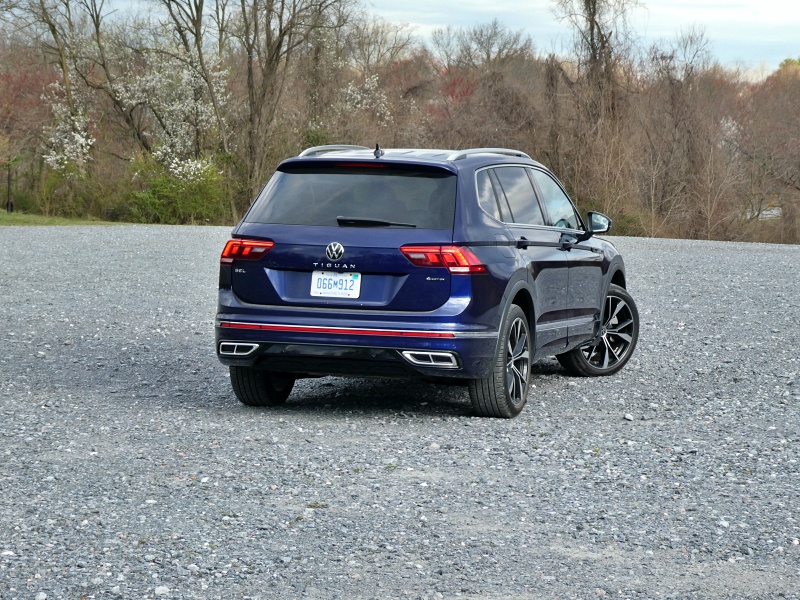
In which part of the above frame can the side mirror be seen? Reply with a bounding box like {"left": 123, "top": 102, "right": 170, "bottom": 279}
{"left": 587, "top": 211, "right": 612, "bottom": 234}
{"left": 577, "top": 211, "right": 612, "bottom": 241}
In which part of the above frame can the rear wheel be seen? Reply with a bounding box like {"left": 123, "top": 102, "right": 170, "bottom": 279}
{"left": 229, "top": 366, "right": 295, "bottom": 406}
{"left": 557, "top": 284, "right": 639, "bottom": 377}
{"left": 469, "top": 304, "right": 532, "bottom": 418}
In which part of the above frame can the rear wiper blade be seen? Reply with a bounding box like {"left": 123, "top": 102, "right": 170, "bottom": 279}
{"left": 336, "top": 216, "right": 416, "bottom": 228}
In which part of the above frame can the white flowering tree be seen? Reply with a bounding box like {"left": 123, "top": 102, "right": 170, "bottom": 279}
{"left": 111, "top": 46, "right": 228, "bottom": 174}
{"left": 71, "top": 0, "right": 231, "bottom": 221}
{"left": 106, "top": 45, "right": 230, "bottom": 223}
{"left": 3, "top": 0, "right": 94, "bottom": 175}
{"left": 42, "top": 82, "right": 95, "bottom": 175}
{"left": 337, "top": 74, "right": 393, "bottom": 127}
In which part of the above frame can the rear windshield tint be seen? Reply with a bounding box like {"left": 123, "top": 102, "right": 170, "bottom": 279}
{"left": 245, "top": 164, "right": 457, "bottom": 229}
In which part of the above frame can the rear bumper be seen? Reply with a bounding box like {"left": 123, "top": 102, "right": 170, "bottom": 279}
{"left": 215, "top": 292, "right": 498, "bottom": 379}
{"left": 216, "top": 341, "right": 487, "bottom": 379}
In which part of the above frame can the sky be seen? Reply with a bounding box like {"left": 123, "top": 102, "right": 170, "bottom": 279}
{"left": 369, "top": 0, "right": 800, "bottom": 73}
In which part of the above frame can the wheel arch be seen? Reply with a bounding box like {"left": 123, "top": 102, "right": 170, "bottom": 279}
{"left": 510, "top": 287, "right": 534, "bottom": 330}
{"left": 497, "top": 275, "right": 536, "bottom": 340}
{"left": 610, "top": 268, "right": 626, "bottom": 289}
{"left": 607, "top": 255, "right": 627, "bottom": 290}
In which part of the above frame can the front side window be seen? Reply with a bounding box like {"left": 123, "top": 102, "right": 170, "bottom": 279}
{"left": 246, "top": 164, "right": 457, "bottom": 229}
{"left": 530, "top": 169, "right": 580, "bottom": 229}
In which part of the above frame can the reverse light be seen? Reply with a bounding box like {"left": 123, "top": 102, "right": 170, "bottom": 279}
{"left": 220, "top": 239, "right": 274, "bottom": 264}
{"left": 400, "top": 245, "right": 487, "bottom": 274}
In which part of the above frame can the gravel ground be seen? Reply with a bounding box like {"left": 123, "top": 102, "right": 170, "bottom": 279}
{"left": 1, "top": 225, "right": 799, "bottom": 600}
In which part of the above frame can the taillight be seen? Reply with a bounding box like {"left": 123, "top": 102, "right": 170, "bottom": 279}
{"left": 400, "top": 245, "right": 487, "bottom": 274}
{"left": 220, "top": 239, "right": 274, "bottom": 264}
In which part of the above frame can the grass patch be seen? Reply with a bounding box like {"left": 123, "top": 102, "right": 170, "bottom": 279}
{"left": 0, "top": 211, "right": 118, "bottom": 226}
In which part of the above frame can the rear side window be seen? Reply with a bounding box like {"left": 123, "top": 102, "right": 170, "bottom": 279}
{"left": 246, "top": 164, "right": 457, "bottom": 229}
{"left": 493, "top": 167, "right": 545, "bottom": 226}
{"left": 476, "top": 170, "right": 501, "bottom": 221}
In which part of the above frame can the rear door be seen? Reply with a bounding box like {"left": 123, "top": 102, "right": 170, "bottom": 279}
{"left": 482, "top": 166, "right": 570, "bottom": 352}
{"left": 231, "top": 162, "right": 458, "bottom": 312}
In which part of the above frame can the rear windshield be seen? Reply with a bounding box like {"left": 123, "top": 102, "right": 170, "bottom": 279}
{"left": 245, "top": 164, "right": 457, "bottom": 229}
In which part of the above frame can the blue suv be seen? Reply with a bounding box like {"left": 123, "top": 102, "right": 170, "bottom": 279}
{"left": 216, "top": 145, "right": 639, "bottom": 417}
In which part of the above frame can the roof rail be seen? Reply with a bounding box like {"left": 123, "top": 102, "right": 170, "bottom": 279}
{"left": 446, "top": 148, "right": 531, "bottom": 161}
{"left": 298, "top": 145, "right": 370, "bottom": 157}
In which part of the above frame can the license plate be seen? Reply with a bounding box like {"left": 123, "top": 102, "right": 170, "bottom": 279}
{"left": 310, "top": 271, "right": 361, "bottom": 298}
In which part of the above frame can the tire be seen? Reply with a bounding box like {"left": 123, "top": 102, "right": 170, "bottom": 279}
{"left": 229, "top": 366, "right": 295, "bottom": 407}
{"left": 469, "top": 304, "right": 532, "bottom": 418}
{"left": 557, "top": 284, "right": 639, "bottom": 377}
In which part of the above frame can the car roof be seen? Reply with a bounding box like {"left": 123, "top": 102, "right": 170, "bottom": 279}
{"left": 281, "top": 145, "right": 547, "bottom": 172}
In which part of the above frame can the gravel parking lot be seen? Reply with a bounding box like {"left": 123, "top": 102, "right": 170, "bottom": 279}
{"left": 1, "top": 225, "right": 799, "bottom": 599}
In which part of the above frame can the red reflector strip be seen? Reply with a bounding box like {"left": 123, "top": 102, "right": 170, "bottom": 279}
{"left": 219, "top": 322, "right": 456, "bottom": 338}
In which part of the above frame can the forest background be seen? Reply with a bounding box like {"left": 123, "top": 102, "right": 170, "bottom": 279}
{"left": 1, "top": 0, "right": 798, "bottom": 243}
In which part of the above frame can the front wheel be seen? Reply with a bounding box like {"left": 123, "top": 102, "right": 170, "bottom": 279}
{"left": 229, "top": 366, "right": 295, "bottom": 406}
{"left": 557, "top": 284, "right": 639, "bottom": 377}
{"left": 469, "top": 304, "right": 532, "bottom": 418}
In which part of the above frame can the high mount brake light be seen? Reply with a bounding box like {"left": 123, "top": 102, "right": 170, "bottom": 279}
{"left": 334, "top": 163, "right": 387, "bottom": 168}
{"left": 220, "top": 239, "right": 274, "bottom": 264}
{"left": 400, "top": 246, "right": 487, "bottom": 274}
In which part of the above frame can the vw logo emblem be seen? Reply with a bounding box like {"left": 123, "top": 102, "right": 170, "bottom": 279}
{"left": 326, "top": 242, "right": 345, "bottom": 261}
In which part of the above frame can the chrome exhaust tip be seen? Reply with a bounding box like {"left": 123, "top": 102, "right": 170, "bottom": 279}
{"left": 401, "top": 351, "right": 459, "bottom": 369}
{"left": 218, "top": 342, "right": 259, "bottom": 357}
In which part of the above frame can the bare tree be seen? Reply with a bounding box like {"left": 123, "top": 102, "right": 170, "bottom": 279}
{"left": 735, "top": 65, "right": 800, "bottom": 242}
{"left": 463, "top": 19, "right": 533, "bottom": 70}
{"left": 430, "top": 25, "right": 458, "bottom": 71}
{"left": 553, "top": 0, "right": 640, "bottom": 122}
{"left": 629, "top": 30, "right": 755, "bottom": 241}
{"left": 430, "top": 19, "right": 533, "bottom": 72}
{"left": 348, "top": 17, "right": 414, "bottom": 76}
{"left": 8, "top": 0, "right": 79, "bottom": 117}
{"left": 300, "top": 2, "right": 356, "bottom": 127}
{"left": 230, "top": 0, "right": 352, "bottom": 192}
{"left": 0, "top": 31, "right": 52, "bottom": 212}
